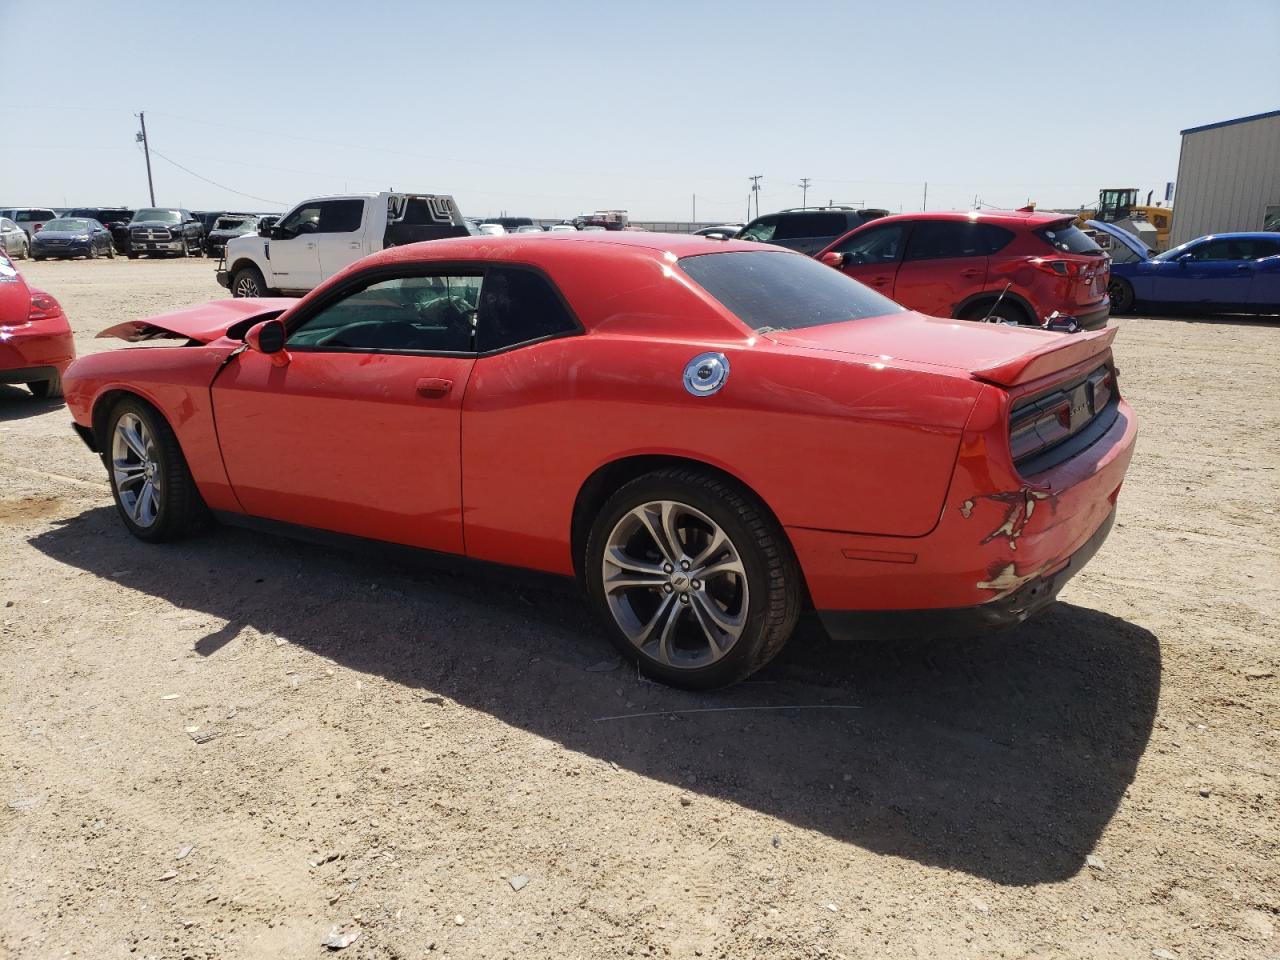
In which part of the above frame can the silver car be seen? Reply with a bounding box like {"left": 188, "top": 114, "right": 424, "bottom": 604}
{"left": 0, "top": 217, "right": 30, "bottom": 258}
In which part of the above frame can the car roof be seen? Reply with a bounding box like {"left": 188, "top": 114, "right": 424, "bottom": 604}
{"left": 865, "top": 209, "right": 1071, "bottom": 227}
{"left": 358, "top": 231, "right": 774, "bottom": 269}
{"left": 1184, "top": 231, "right": 1280, "bottom": 242}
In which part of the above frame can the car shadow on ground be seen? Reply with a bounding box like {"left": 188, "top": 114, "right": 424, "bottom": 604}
{"left": 31, "top": 507, "right": 1160, "bottom": 887}
{"left": 0, "top": 384, "right": 63, "bottom": 420}
{"left": 1128, "top": 312, "right": 1278, "bottom": 326}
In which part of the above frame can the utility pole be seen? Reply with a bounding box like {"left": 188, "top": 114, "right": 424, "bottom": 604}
{"left": 748, "top": 175, "right": 763, "bottom": 219}
{"left": 135, "top": 111, "right": 156, "bottom": 206}
{"left": 922, "top": 181, "right": 927, "bottom": 212}
{"left": 692, "top": 193, "right": 696, "bottom": 223}
{"left": 798, "top": 177, "right": 811, "bottom": 207}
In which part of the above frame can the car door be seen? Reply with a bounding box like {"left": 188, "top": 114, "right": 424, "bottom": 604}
{"left": 211, "top": 268, "right": 481, "bottom": 553}
{"left": 1154, "top": 238, "right": 1256, "bottom": 306}
{"left": 0, "top": 218, "right": 21, "bottom": 255}
{"left": 827, "top": 223, "right": 906, "bottom": 296}
{"left": 314, "top": 199, "right": 369, "bottom": 280}
{"left": 1243, "top": 239, "right": 1280, "bottom": 309}
{"left": 266, "top": 201, "right": 325, "bottom": 289}
{"left": 893, "top": 221, "right": 991, "bottom": 316}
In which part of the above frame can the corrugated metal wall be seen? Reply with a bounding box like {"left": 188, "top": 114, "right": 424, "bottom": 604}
{"left": 1170, "top": 113, "right": 1280, "bottom": 246}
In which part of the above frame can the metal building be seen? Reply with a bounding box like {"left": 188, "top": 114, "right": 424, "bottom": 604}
{"left": 1169, "top": 109, "right": 1280, "bottom": 246}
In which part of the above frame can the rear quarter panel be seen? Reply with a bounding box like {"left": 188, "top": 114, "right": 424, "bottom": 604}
{"left": 461, "top": 333, "right": 983, "bottom": 576}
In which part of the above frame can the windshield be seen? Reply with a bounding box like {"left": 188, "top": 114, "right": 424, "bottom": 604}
{"left": 44, "top": 219, "right": 91, "bottom": 232}
{"left": 133, "top": 208, "right": 182, "bottom": 223}
{"left": 214, "top": 217, "right": 255, "bottom": 232}
{"left": 679, "top": 250, "right": 905, "bottom": 333}
{"left": 1152, "top": 241, "right": 1200, "bottom": 263}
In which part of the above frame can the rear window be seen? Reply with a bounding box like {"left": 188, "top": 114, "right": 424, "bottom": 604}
{"left": 16, "top": 210, "right": 55, "bottom": 222}
{"left": 679, "top": 250, "right": 905, "bottom": 333}
{"left": 1037, "top": 222, "right": 1103, "bottom": 255}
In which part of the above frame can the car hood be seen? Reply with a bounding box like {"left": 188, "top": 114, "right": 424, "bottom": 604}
{"left": 34, "top": 230, "right": 89, "bottom": 240}
{"left": 97, "top": 297, "right": 295, "bottom": 343}
{"left": 1087, "top": 219, "right": 1152, "bottom": 261}
{"left": 128, "top": 219, "right": 184, "bottom": 229}
{"left": 765, "top": 311, "right": 1118, "bottom": 387}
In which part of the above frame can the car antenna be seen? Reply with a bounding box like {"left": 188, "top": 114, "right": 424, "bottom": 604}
{"left": 981, "top": 283, "right": 1013, "bottom": 323}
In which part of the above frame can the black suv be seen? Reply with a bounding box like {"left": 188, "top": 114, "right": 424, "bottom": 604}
{"left": 737, "top": 206, "right": 890, "bottom": 255}
{"left": 126, "top": 208, "right": 205, "bottom": 258}
{"left": 64, "top": 207, "right": 136, "bottom": 254}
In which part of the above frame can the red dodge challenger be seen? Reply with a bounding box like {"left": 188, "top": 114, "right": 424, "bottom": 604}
{"left": 63, "top": 233, "right": 1136, "bottom": 688}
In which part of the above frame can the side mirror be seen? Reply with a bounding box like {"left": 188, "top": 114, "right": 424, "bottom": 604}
{"left": 1177, "top": 253, "right": 1194, "bottom": 264}
{"left": 819, "top": 251, "right": 845, "bottom": 268}
{"left": 245, "top": 318, "right": 288, "bottom": 362}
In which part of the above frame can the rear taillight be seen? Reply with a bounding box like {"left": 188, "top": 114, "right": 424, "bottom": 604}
{"left": 1088, "top": 367, "right": 1115, "bottom": 411}
{"left": 28, "top": 291, "right": 63, "bottom": 321}
{"left": 1031, "top": 258, "right": 1082, "bottom": 277}
{"left": 1009, "top": 396, "right": 1072, "bottom": 461}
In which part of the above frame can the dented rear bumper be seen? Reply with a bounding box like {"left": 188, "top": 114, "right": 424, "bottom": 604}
{"left": 788, "top": 386, "right": 1136, "bottom": 632}
{"left": 816, "top": 508, "right": 1114, "bottom": 641}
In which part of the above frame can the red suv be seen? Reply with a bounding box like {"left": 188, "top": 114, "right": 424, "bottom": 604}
{"left": 815, "top": 210, "right": 1110, "bottom": 329}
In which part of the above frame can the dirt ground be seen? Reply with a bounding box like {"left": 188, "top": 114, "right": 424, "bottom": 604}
{"left": 1, "top": 257, "right": 1277, "bottom": 960}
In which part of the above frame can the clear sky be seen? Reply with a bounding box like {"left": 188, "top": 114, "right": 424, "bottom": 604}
{"left": 2, "top": 0, "right": 1277, "bottom": 222}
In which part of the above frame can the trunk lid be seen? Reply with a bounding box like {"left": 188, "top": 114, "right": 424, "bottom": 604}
{"left": 765, "top": 311, "right": 1117, "bottom": 387}
{"left": 97, "top": 297, "right": 295, "bottom": 343}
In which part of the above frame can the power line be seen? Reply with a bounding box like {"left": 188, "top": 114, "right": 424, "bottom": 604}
{"left": 144, "top": 146, "right": 286, "bottom": 206}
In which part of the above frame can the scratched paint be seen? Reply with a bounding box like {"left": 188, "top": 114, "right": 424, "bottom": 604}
{"left": 959, "top": 487, "right": 1054, "bottom": 551}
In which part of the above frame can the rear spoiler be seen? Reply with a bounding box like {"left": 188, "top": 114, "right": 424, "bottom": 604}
{"left": 971, "top": 326, "right": 1117, "bottom": 387}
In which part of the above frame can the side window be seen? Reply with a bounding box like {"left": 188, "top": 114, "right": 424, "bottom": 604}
{"left": 1240, "top": 239, "right": 1280, "bottom": 260}
{"left": 904, "top": 221, "right": 992, "bottom": 261}
{"left": 739, "top": 216, "right": 778, "bottom": 242}
{"left": 317, "top": 199, "right": 365, "bottom": 233}
{"left": 0, "top": 218, "right": 15, "bottom": 231}
{"left": 288, "top": 274, "right": 482, "bottom": 353}
{"left": 1185, "top": 240, "right": 1239, "bottom": 261}
{"left": 475, "top": 267, "right": 578, "bottom": 353}
{"left": 977, "top": 224, "right": 1015, "bottom": 254}
{"left": 278, "top": 204, "right": 322, "bottom": 236}
{"left": 775, "top": 213, "right": 845, "bottom": 240}
{"left": 833, "top": 224, "right": 905, "bottom": 263}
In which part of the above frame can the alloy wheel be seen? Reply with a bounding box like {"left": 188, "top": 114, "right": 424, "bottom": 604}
{"left": 601, "top": 500, "right": 749, "bottom": 669}
{"left": 111, "top": 412, "right": 161, "bottom": 527}
{"left": 234, "top": 274, "right": 260, "bottom": 297}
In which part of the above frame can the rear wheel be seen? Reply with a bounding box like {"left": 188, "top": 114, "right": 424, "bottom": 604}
{"left": 584, "top": 468, "right": 802, "bottom": 689}
{"left": 18, "top": 241, "right": 28, "bottom": 260}
{"left": 231, "top": 265, "right": 267, "bottom": 298}
{"left": 1109, "top": 277, "right": 1135, "bottom": 314}
{"left": 104, "top": 397, "right": 207, "bottom": 542}
{"left": 29, "top": 374, "right": 62, "bottom": 399}
{"left": 959, "top": 300, "right": 1029, "bottom": 325}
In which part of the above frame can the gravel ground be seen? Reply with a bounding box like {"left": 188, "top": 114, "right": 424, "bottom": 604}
{"left": 1, "top": 257, "right": 1277, "bottom": 960}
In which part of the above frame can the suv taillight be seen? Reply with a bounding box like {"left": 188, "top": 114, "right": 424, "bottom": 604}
{"left": 1030, "top": 258, "right": 1083, "bottom": 277}
{"left": 28, "top": 291, "right": 62, "bottom": 321}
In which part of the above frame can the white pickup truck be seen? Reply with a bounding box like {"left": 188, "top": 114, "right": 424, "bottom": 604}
{"left": 216, "top": 192, "right": 470, "bottom": 297}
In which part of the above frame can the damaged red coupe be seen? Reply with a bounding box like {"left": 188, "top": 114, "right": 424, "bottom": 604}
{"left": 62, "top": 233, "right": 1136, "bottom": 688}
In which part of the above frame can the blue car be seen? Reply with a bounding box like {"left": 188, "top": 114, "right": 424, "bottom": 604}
{"left": 30, "top": 217, "right": 116, "bottom": 261}
{"left": 1091, "top": 221, "right": 1280, "bottom": 316}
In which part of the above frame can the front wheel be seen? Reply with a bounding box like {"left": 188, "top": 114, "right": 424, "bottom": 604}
{"left": 106, "top": 243, "right": 116, "bottom": 259}
{"left": 18, "top": 241, "right": 29, "bottom": 260}
{"left": 231, "top": 265, "right": 267, "bottom": 298}
{"left": 584, "top": 468, "right": 802, "bottom": 689}
{"left": 104, "top": 397, "right": 208, "bottom": 542}
{"left": 1109, "top": 277, "right": 1135, "bottom": 314}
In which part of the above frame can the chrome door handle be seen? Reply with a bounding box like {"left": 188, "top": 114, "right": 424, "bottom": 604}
{"left": 348, "top": 242, "right": 361, "bottom": 250}
{"left": 416, "top": 377, "right": 452, "bottom": 398}
{"left": 306, "top": 241, "right": 316, "bottom": 249}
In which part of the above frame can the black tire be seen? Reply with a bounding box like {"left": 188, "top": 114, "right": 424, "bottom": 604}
{"left": 127, "top": 252, "right": 140, "bottom": 259}
{"left": 584, "top": 467, "right": 803, "bottom": 689}
{"left": 88, "top": 245, "right": 99, "bottom": 260}
{"left": 28, "top": 374, "right": 62, "bottom": 399}
{"left": 103, "top": 396, "right": 208, "bottom": 543}
{"left": 959, "top": 300, "right": 1029, "bottom": 325}
{"left": 107, "top": 243, "right": 116, "bottom": 259}
{"left": 231, "top": 265, "right": 267, "bottom": 298}
{"left": 1109, "top": 277, "right": 1135, "bottom": 315}
{"left": 32, "top": 255, "right": 46, "bottom": 262}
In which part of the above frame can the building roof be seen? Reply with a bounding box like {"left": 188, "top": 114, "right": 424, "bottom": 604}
{"left": 1180, "top": 109, "right": 1280, "bottom": 136}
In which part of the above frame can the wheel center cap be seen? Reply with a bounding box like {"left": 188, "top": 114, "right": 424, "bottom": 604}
{"left": 670, "top": 573, "right": 689, "bottom": 592}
